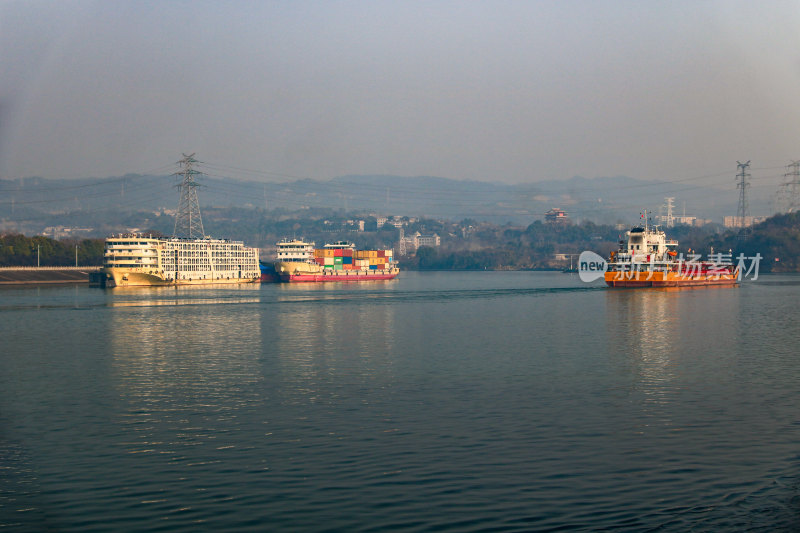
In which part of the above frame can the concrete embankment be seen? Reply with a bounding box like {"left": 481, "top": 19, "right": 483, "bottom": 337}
{"left": 0, "top": 267, "right": 102, "bottom": 285}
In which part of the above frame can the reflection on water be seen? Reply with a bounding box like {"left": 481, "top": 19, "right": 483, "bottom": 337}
{"left": 108, "top": 286, "right": 264, "bottom": 460}
{"left": 107, "top": 284, "right": 262, "bottom": 307}
{"left": 605, "top": 287, "right": 743, "bottom": 415}
{"left": 270, "top": 287, "right": 396, "bottom": 405}
{"left": 606, "top": 290, "right": 679, "bottom": 410}
{"left": 2, "top": 275, "right": 799, "bottom": 531}
{"left": 110, "top": 287, "right": 263, "bottom": 379}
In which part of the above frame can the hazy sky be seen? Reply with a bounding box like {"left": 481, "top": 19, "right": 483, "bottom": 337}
{"left": 2, "top": 0, "right": 800, "bottom": 185}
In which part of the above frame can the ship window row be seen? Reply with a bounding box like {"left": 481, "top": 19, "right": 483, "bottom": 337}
{"left": 106, "top": 240, "right": 249, "bottom": 251}
{"left": 159, "top": 251, "right": 253, "bottom": 258}
{"left": 165, "top": 262, "right": 253, "bottom": 268}
{"left": 159, "top": 260, "right": 256, "bottom": 266}
{"left": 168, "top": 265, "right": 255, "bottom": 272}
{"left": 167, "top": 255, "right": 255, "bottom": 260}
{"left": 210, "top": 252, "right": 252, "bottom": 258}
{"left": 160, "top": 259, "right": 256, "bottom": 264}
{"left": 167, "top": 243, "right": 244, "bottom": 250}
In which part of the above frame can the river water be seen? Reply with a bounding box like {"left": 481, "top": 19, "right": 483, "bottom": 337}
{"left": 1, "top": 272, "right": 799, "bottom": 531}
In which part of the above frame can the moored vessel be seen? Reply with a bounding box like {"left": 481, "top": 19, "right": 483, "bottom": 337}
{"left": 274, "top": 239, "right": 399, "bottom": 282}
{"left": 102, "top": 235, "right": 260, "bottom": 287}
{"left": 259, "top": 261, "right": 280, "bottom": 283}
{"left": 605, "top": 221, "right": 738, "bottom": 288}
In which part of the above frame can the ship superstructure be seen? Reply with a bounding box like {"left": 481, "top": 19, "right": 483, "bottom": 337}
{"left": 276, "top": 239, "right": 316, "bottom": 263}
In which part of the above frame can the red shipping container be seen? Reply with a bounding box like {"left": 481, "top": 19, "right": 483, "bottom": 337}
{"left": 342, "top": 249, "right": 353, "bottom": 257}
{"left": 316, "top": 257, "right": 325, "bottom": 265}
{"left": 377, "top": 250, "right": 385, "bottom": 258}
{"left": 334, "top": 249, "right": 343, "bottom": 257}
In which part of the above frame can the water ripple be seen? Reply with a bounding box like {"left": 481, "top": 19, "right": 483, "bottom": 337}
{"left": 2, "top": 275, "right": 800, "bottom": 530}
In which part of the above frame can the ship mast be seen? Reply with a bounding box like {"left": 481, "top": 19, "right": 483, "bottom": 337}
{"left": 172, "top": 153, "right": 205, "bottom": 239}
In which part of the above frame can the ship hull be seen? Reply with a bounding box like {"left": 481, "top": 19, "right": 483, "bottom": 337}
{"left": 281, "top": 270, "right": 399, "bottom": 282}
{"left": 274, "top": 260, "right": 398, "bottom": 282}
{"left": 605, "top": 271, "right": 738, "bottom": 288}
{"left": 104, "top": 267, "right": 260, "bottom": 288}
{"left": 259, "top": 262, "right": 280, "bottom": 283}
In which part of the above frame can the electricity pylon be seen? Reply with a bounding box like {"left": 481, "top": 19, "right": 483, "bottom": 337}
{"left": 173, "top": 153, "right": 205, "bottom": 239}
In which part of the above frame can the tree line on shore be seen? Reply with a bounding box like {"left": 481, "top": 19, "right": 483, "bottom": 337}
{"left": 0, "top": 234, "right": 104, "bottom": 267}
{"left": 3, "top": 210, "right": 800, "bottom": 272}
{"left": 405, "top": 214, "right": 800, "bottom": 272}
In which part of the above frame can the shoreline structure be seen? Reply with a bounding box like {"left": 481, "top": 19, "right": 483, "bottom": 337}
{"left": 0, "top": 266, "right": 102, "bottom": 285}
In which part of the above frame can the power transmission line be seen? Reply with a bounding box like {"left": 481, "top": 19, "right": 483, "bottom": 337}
{"left": 777, "top": 160, "right": 800, "bottom": 213}
{"left": 736, "top": 160, "right": 751, "bottom": 240}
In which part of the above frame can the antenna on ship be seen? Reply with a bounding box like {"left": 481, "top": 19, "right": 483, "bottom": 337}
{"left": 736, "top": 160, "right": 751, "bottom": 240}
{"left": 172, "top": 153, "right": 206, "bottom": 239}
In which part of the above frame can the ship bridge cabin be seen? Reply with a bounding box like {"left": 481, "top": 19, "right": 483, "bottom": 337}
{"left": 614, "top": 225, "right": 678, "bottom": 264}
{"left": 276, "top": 239, "right": 315, "bottom": 263}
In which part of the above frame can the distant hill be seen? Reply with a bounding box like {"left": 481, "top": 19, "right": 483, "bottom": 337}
{"left": 0, "top": 172, "right": 771, "bottom": 231}
{"left": 704, "top": 212, "right": 800, "bottom": 273}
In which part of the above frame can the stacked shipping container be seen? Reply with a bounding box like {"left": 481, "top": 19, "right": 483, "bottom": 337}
{"left": 312, "top": 247, "right": 394, "bottom": 271}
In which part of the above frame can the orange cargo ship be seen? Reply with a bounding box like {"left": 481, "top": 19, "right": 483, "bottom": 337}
{"left": 605, "top": 222, "right": 738, "bottom": 288}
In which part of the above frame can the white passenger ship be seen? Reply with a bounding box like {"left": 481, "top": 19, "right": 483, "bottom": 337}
{"left": 102, "top": 234, "right": 260, "bottom": 287}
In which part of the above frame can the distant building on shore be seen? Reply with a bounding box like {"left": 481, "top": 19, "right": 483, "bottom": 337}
{"left": 404, "top": 232, "right": 441, "bottom": 253}
{"left": 377, "top": 215, "right": 416, "bottom": 229}
{"left": 415, "top": 233, "right": 440, "bottom": 247}
{"left": 43, "top": 226, "right": 95, "bottom": 239}
{"left": 544, "top": 208, "right": 570, "bottom": 225}
{"left": 672, "top": 215, "right": 696, "bottom": 225}
{"left": 723, "top": 216, "right": 766, "bottom": 228}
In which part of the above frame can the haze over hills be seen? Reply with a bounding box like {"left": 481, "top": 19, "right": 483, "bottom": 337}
{"left": 0, "top": 172, "right": 777, "bottom": 234}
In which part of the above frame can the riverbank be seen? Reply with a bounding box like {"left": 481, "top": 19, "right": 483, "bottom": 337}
{"left": 0, "top": 266, "right": 102, "bottom": 285}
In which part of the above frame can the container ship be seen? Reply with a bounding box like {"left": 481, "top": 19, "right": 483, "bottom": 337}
{"left": 605, "top": 221, "right": 737, "bottom": 288}
{"left": 273, "top": 239, "right": 399, "bottom": 282}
